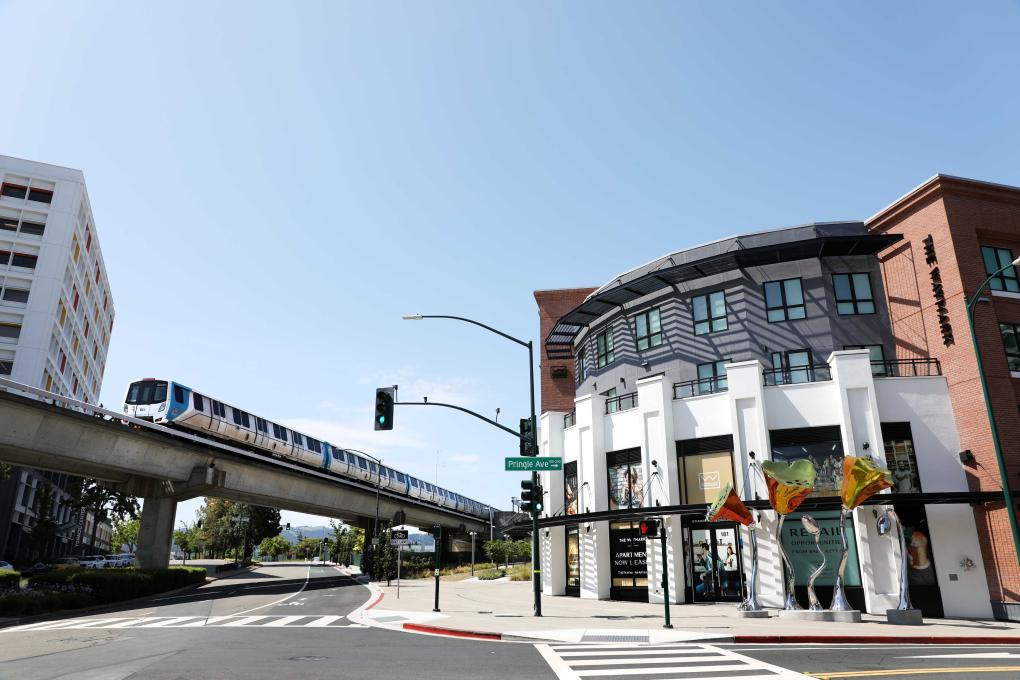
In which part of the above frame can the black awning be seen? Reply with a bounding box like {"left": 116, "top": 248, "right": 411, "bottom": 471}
{"left": 545, "top": 229, "right": 902, "bottom": 359}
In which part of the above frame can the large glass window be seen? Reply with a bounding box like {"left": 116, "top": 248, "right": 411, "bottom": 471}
{"left": 883, "top": 422, "right": 922, "bottom": 494}
{"left": 677, "top": 435, "right": 735, "bottom": 505}
{"left": 844, "top": 344, "right": 886, "bottom": 376}
{"left": 982, "top": 246, "right": 1020, "bottom": 293}
{"left": 833, "top": 273, "right": 876, "bottom": 315}
{"left": 125, "top": 380, "right": 168, "bottom": 405}
{"left": 609, "top": 520, "right": 648, "bottom": 594}
{"left": 566, "top": 526, "right": 580, "bottom": 594}
{"left": 696, "top": 360, "right": 728, "bottom": 395}
{"left": 693, "top": 291, "right": 727, "bottom": 335}
{"left": 766, "top": 349, "right": 812, "bottom": 385}
{"left": 564, "top": 461, "right": 578, "bottom": 516}
{"left": 764, "top": 278, "right": 806, "bottom": 322}
{"left": 596, "top": 328, "right": 614, "bottom": 368}
{"left": 770, "top": 426, "right": 844, "bottom": 497}
{"left": 1001, "top": 323, "right": 1020, "bottom": 372}
{"left": 575, "top": 346, "right": 589, "bottom": 383}
{"left": 607, "top": 449, "right": 644, "bottom": 510}
{"left": 634, "top": 308, "right": 663, "bottom": 350}
{"left": 0, "top": 323, "right": 21, "bottom": 340}
{"left": 0, "top": 359, "right": 12, "bottom": 375}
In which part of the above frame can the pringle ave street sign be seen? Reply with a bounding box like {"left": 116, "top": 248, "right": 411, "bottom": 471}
{"left": 505, "top": 457, "right": 562, "bottom": 471}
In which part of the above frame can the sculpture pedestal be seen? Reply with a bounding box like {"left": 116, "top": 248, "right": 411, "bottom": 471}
{"left": 886, "top": 608, "right": 923, "bottom": 625}
{"left": 737, "top": 610, "right": 770, "bottom": 618}
{"left": 778, "top": 609, "right": 862, "bottom": 623}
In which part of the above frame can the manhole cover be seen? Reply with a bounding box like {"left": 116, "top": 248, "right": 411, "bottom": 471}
{"left": 289, "top": 656, "right": 328, "bottom": 662}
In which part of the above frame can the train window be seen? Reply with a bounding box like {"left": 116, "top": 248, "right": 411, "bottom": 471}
{"left": 241, "top": 412, "right": 250, "bottom": 428}
{"left": 173, "top": 386, "right": 184, "bottom": 403}
{"left": 410, "top": 477, "right": 419, "bottom": 487}
{"left": 331, "top": 449, "right": 342, "bottom": 459}
{"left": 307, "top": 438, "right": 321, "bottom": 453}
{"left": 293, "top": 432, "right": 303, "bottom": 447}
{"left": 256, "top": 417, "right": 267, "bottom": 433}
{"left": 357, "top": 457, "right": 367, "bottom": 469}
{"left": 368, "top": 462, "right": 377, "bottom": 474}
{"left": 231, "top": 409, "right": 241, "bottom": 425}
{"left": 193, "top": 393, "right": 205, "bottom": 411}
{"left": 279, "top": 428, "right": 288, "bottom": 442}
{"left": 396, "top": 472, "right": 405, "bottom": 482}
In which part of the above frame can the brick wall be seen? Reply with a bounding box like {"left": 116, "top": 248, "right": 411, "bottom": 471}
{"left": 869, "top": 175, "right": 1020, "bottom": 602}
{"left": 534, "top": 288, "right": 597, "bottom": 414}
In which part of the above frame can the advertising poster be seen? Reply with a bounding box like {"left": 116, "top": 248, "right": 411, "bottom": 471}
{"left": 608, "top": 463, "right": 644, "bottom": 510}
{"left": 565, "top": 471, "right": 578, "bottom": 515}
{"left": 782, "top": 510, "right": 861, "bottom": 587}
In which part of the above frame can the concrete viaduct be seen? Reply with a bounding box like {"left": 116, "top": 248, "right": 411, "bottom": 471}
{"left": 0, "top": 379, "right": 489, "bottom": 568}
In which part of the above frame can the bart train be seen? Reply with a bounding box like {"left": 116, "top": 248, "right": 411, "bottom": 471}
{"left": 123, "top": 378, "right": 492, "bottom": 520}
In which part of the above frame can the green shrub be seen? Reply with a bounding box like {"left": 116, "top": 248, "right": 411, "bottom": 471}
{"left": 508, "top": 564, "right": 531, "bottom": 582}
{"left": 0, "top": 591, "right": 90, "bottom": 617}
{"left": 23, "top": 567, "right": 206, "bottom": 608}
{"left": 0, "top": 568, "right": 21, "bottom": 590}
{"left": 476, "top": 568, "right": 505, "bottom": 580}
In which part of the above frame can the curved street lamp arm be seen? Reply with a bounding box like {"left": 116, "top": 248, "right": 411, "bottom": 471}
{"left": 406, "top": 315, "right": 529, "bottom": 349}
{"left": 396, "top": 400, "right": 525, "bottom": 440}
{"left": 967, "top": 259, "right": 1020, "bottom": 316}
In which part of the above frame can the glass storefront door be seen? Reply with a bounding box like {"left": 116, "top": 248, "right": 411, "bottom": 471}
{"left": 566, "top": 526, "right": 580, "bottom": 597}
{"left": 688, "top": 521, "right": 743, "bottom": 603}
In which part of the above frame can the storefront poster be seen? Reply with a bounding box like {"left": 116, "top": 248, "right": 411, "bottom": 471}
{"left": 565, "top": 472, "right": 578, "bottom": 515}
{"left": 608, "top": 463, "right": 645, "bottom": 510}
{"left": 782, "top": 510, "right": 861, "bottom": 587}
{"left": 610, "top": 525, "right": 647, "bottom": 582}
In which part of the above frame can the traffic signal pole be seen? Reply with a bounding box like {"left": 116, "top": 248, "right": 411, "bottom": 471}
{"left": 528, "top": 341, "right": 542, "bottom": 617}
{"left": 659, "top": 523, "right": 672, "bottom": 629}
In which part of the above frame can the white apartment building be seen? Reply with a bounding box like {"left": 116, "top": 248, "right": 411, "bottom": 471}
{"left": 0, "top": 155, "right": 116, "bottom": 563}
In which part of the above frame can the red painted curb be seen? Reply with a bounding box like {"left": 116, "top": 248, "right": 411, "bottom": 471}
{"left": 733, "top": 635, "right": 1020, "bottom": 645}
{"left": 365, "top": 592, "right": 385, "bottom": 610}
{"left": 402, "top": 622, "right": 502, "bottom": 640}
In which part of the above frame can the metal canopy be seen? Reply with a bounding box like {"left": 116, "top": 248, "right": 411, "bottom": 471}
{"left": 545, "top": 223, "right": 901, "bottom": 359}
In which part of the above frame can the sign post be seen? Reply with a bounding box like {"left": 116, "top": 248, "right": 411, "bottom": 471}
{"left": 389, "top": 529, "right": 410, "bottom": 595}
{"left": 660, "top": 523, "right": 673, "bottom": 629}
{"left": 397, "top": 545, "right": 402, "bottom": 599}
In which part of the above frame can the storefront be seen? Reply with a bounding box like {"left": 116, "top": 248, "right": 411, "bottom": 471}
{"left": 684, "top": 519, "right": 743, "bottom": 603}
{"left": 609, "top": 520, "right": 648, "bottom": 601}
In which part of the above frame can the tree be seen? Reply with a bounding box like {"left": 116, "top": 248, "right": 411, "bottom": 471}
{"left": 258, "top": 536, "right": 290, "bottom": 561}
{"left": 66, "top": 478, "right": 139, "bottom": 554}
{"left": 29, "top": 482, "right": 58, "bottom": 561}
{"left": 112, "top": 517, "right": 140, "bottom": 553}
{"left": 510, "top": 539, "right": 531, "bottom": 563}
{"left": 330, "top": 523, "right": 364, "bottom": 566}
{"left": 295, "top": 536, "right": 321, "bottom": 560}
{"left": 483, "top": 539, "right": 509, "bottom": 566}
{"left": 195, "top": 500, "right": 282, "bottom": 563}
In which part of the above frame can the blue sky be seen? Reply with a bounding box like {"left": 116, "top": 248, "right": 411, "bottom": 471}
{"left": 2, "top": 1, "right": 1018, "bottom": 528}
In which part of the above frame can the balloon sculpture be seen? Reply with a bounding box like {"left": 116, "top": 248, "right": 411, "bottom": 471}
{"left": 706, "top": 484, "right": 761, "bottom": 611}
{"left": 800, "top": 515, "right": 827, "bottom": 611}
{"left": 877, "top": 508, "right": 912, "bottom": 612}
{"left": 832, "top": 456, "right": 893, "bottom": 611}
{"left": 760, "top": 459, "right": 817, "bottom": 610}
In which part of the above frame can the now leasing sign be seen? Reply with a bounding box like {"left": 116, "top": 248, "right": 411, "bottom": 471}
{"left": 505, "top": 457, "right": 563, "bottom": 471}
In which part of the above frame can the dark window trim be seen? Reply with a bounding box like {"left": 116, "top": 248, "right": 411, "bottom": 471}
{"left": 833, "top": 272, "right": 876, "bottom": 316}
{"left": 633, "top": 307, "right": 663, "bottom": 351}
{"left": 596, "top": 327, "right": 615, "bottom": 368}
{"left": 1000, "top": 322, "right": 1020, "bottom": 372}
{"left": 764, "top": 278, "right": 806, "bottom": 323}
{"left": 982, "top": 245, "right": 1020, "bottom": 293}
{"left": 692, "top": 290, "right": 727, "bottom": 336}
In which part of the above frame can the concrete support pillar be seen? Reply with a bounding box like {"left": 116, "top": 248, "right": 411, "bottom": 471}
{"left": 137, "top": 495, "right": 177, "bottom": 570}
{"left": 540, "top": 410, "right": 567, "bottom": 595}
{"left": 576, "top": 392, "right": 610, "bottom": 599}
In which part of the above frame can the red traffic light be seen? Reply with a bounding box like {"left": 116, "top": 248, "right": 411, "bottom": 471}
{"left": 638, "top": 519, "right": 659, "bottom": 537}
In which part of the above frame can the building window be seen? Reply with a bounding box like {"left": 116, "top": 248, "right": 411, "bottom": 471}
{"left": 696, "top": 360, "right": 728, "bottom": 394}
{"left": 596, "top": 328, "right": 615, "bottom": 368}
{"left": 575, "top": 346, "right": 589, "bottom": 383}
{"left": 1, "top": 183, "right": 27, "bottom": 200}
{"left": 27, "top": 187, "right": 53, "bottom": 204}
{"left": 607, "top": 448, "right": 644, "bottom": 510}
{"left": 882, "top": 422, "right": 921, "bottom": 494}
{"left": 833, "top": 273, "right": 876, "bottom": 315}
{"left": 0, "top": 359, "right": 11, "bottom": 375}
{"left": 766, "top": 349, "right": 812, "bottom": 385}
{"left": 982, "top": 246, "right": 1020, "bottom": 293}
{"left": 770, "top": 426, "right": 845, "bottom": 497}
{"left": 634, "top": 308, "right": 663, "bottom": 350}
{"left": 693, "top": 291, "right": 727, "bottom": 335}
{"left": 1000, "top": 323, "right": 1020, "bottom": 372}
{"left": 764, "top": 278, "right": 806, "bottom": 322}
{"left": 564, "top": 461, "right": 578, "bottom": 516}
{"left": 677, "top": 435, "right": 735, "bottom": 504}
{"left": 1, "top": 287, "right": 29, "bottom": 304}
{"left": 844, "top": 344, "right": 886, "bottom": 376}
{"left": 21, "top": 220, "right": 44, "bottom": 237}
{"left": 0, "top": 251, "right": 38, "bottom": 269}
{"left": 0, "top": 216, "right": 17, "bottom": 232}
{"left": 0, "top": 323, "right": 21, "bottom": 341}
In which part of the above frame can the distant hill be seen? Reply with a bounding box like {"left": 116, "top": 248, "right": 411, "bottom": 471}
{"left": 278, "top": 525, "right": 431, "bottom": 545}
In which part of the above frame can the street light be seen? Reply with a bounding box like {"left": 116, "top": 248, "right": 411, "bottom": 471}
{"left": 346, "top": 448, "right": 383, "bottom": 576}
{"left": 404, "top": 313, "right": 542, "bottom": 616}
{"left": 965, "top": 255, "right": 1020, "bottom": 566}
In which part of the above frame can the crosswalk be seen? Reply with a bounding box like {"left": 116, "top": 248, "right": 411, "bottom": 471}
{"left": 3, "top": 615, "right": 368, "bottom": 632}
{"left": 535, "top": 642, "right": 811, "bottom": 679}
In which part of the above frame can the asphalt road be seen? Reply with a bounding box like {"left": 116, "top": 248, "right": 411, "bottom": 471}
{"left": 0, "top": 563, "right": 555, "bottom": 680}
{"left": 4, "top": 566, "right": 1020, "bottom": 679}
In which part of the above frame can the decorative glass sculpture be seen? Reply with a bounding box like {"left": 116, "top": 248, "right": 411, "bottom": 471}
{"left": 706, "top": 484, "right": 761, "bottom": 612}
{"left": 832, "top": 456, "right": 893, "bottom": 611}
{"left": 761, "top": 459, "right": 817, "bottom": 610}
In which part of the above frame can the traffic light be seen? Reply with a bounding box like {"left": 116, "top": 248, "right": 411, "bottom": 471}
{"left": 374, "top": 387, "right": 395, "bottom": 431}
{"left": 638, "top": 519, "right": 659, "bottom": 537}
{"left": 520, "top": 479, "right": 544, "bottom": 515}
{"left": 519, "top": 417, "right": 536, "bottom": 456}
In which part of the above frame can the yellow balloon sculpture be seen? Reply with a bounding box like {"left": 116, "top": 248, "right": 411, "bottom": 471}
{"left": 841, "top": 455, "right": 894, "bottom": 509}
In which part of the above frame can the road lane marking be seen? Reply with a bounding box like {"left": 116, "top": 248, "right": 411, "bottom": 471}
{"left": 901, "top": 652, "right": 1020, "bottom": 659}
{"left": 231, "top": 565, "right": 311, "bottom": 615}
{"left": 105, "top": 617, "right": 168, "bottom": 628}
{"left": 304, "top": 615, "right": 342, "bottom": 627}
{"left": 263, "top": 616, "right": 307, "bottom": 626}
{"left": 139, "top": 617, "right": 200, "bottom": 627}
{"left": 180, "top": 616, "right": 235, "bottom": 627}
{"left": 221, "top": 616, "right": 270, "bottom": 626}
{"left": 3, "top": 618, "right": 96, "bottom": 632}
{"left": 808, "top": 668, "right": 1020, "bottom": 678}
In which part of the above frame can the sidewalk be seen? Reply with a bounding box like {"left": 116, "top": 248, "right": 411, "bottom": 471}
{"left": 350, "top": 576, "right": 1020, "bottom": 644}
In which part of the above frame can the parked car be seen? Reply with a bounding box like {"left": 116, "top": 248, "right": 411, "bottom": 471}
{"left": 79, "top": 555, "right": 107, "bottom": 569}
{"left": 58, "top": 557, "right": 80, "bottom": 566}
{"left": 104, "top": 554, "right": 138, "bottom": 568}
{"left": 0, "top": 560, "right": 14, "bottom": 571}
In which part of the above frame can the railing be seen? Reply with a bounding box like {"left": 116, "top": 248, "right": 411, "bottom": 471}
{"left": 763, "top": 365, "right": 832, "bottom": 386}
{"left": 872, "top": 358, "right": 942, "bottom": 377}
{"left": 673, "top": 376, "right": 728, "bottom": 399}
{"left": 605, "top": 392, "right": 638, "bottom": 414}
{"left": 563, "top": 410, "right": 576, "bottom": 428}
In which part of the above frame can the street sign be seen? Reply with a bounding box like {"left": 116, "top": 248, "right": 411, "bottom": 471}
{"left": 391, "top": 529, "right": 409, "bottom": 541}
{"left": 505, "top": 457, "right": 562, "bottom": 472}
{"left": 391, "top": 538, "right": 410, "bottom": 546}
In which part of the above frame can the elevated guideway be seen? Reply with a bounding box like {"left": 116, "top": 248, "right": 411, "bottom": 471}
{"left": 0, "top": 378, "right": 489, "bottom": 568}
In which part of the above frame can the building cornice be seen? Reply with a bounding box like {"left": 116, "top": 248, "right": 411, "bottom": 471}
{"left": 868, "top": 174, "right": 1020, "bottom": 232}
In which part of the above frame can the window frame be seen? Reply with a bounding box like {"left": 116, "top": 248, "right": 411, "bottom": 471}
{"left": 833, "top": 273, "right": 876, "bottom": 316}
{"left": 844, "top": 344, "right": 886, "bottom": 376}
{"left": 982, "top": 246, "right": 1020, "bottom": 293}
{"left": 575, "top": 344, "right": 589, "bottom": 383}
{"left": 633, "top": 307, "right": 663, "bottom": 351}
{"left": 595, "top": 327, "right": 615, "bottom": 368}
{"left": 696, "top": 359, "right": 729, "bottom": 394}
{"left": 764, "top": 278, "right": 806, "bottom": 323}
{"left": 1000, "top": 322, "right": 1020, "bottom": 372}
{"left": 692, "top": 290, "right": 727, "bottom": 335}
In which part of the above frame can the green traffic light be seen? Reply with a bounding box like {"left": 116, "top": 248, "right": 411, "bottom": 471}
{"left": 378, "top": 416, "right": 386, "bottom": 424}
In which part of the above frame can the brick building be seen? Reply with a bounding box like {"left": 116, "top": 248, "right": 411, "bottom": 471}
{"left": 868, "top": 174, "right": 1020, "bottom": 619}
{"left": 534, "top": 288, "right": 596, "bottom": 414}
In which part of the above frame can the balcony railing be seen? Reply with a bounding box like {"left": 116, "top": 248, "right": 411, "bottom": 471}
{"left": 673, "top": 376, "right": 728, "bottom": 399}
{"left": 605, "top": 392, "right": 638, "bottom": 414}
{"left": 564, "top": 410, "right": 576, "bottom": 428}
{"left": 872, "top": 358, "right": 942, "bottom": 377}
{"left": 763, "top": 365, "right": 832, "bottom": 386}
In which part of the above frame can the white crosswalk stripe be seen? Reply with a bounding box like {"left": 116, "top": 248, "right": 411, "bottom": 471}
{"left": 2, "top": 615, "right": 368, "bottom": 632}
{"left": 535, "top": 642, "right": 812, "bottom": 679}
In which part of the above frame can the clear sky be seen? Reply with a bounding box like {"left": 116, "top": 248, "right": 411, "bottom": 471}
{"left": 2, "top": 1, "right": 1018, "bottom": 528}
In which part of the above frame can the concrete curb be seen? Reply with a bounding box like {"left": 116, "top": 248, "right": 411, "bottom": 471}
{"left": 0, "top": 565, "right": 256, "bottom": 630}
{"left": 732, "top": 635, "right": 1020, "bottom": 645}
{"left": 402, "top": 622, "right": 502, "bottom": 640}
